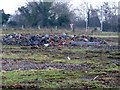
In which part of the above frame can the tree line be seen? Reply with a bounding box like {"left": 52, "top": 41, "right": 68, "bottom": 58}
{"left": 1, "top": 1, "right": 119, "bottom": 32}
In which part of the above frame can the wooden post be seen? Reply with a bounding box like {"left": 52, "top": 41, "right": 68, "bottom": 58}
{"left": 55, "top": 26, "right": 57, "bottom": 30}
{"left": 22, "top": 25, "right": 24, "bottom": 30}
{"left": 38, "top": 25, "right": 41, "bottom": 30}
{"left": 70, "top": 23, "right": 74, "bottom": 32}
{"left": 0, "top": 10, "right": 2, "bottom": 30}
{"left": 100, "top": 6, "right": 103, "bottom": 31}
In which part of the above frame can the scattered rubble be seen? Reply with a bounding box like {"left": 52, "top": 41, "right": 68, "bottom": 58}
{"left": 1, "top": 32, "right": 107, "bottom": 47}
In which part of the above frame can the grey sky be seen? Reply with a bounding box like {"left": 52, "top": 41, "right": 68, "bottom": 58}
{"left": 0, "top": 0, "right": 119, "bottom": 14}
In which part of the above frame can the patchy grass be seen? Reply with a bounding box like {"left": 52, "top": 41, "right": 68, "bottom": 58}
{"left": 1, "top": 29, "right": 120, "bottom": 89}
{"left": 2, "top": 69, "right": 115, "bottom": 88}
{"left": 2, "top": 45, "right": 52, "bottom": 61}
{"left": 2, "top": 69, "right": 84, "bottom": 88}
{"left": 63, "top": 49, "right": 88, "bottom": 53}
{"left": 92, "top": 35, "right": 118, "bottom": 38}
{"left": 2, "top": 52, "right": 51, "bottom": 60}
{"left": 52, "top": 59, "right": 84, "bottom": 64}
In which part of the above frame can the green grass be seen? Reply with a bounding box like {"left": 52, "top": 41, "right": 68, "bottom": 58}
{"left": 63, "top": 49, "right": 88, "bottom": 53}
{"left": 52, "top": 59, "right": 83, "bottom": 63}
{"left": 2, "top": 29, "right": 73, "bottom": 35}
{"left": 82, "top": 80, "right": 109, "bottom": 88}
{"left": 2, "top": 69, "right": 84, "bottom": 88}
{"left": 1, "top": 29, "right": 120, "bottom": 88}
{"left": 2, "top": 46, "right": 120, "bottom": 88}
{"left": 2, "top": 53, "right": 119, "bottom": 88}
{"left": 52, "top": 59, "right": 95, "bottom": 64}
{"left": 92, "top": 31, "right": 118, "bottom": 35}
{"left": 92, "top": 35, "right": 118, "bottom": 38}
{"left": 2, "top": 69, "right": 113, "bottom": 88}
{"left": 2, "top": 28, "right": 118, "bottom": 36}
{"left": 2, "top": 45, "right": 52, "bottom": 61}
{"left": 2, "top": 52, "right": 51, "bottom": 60}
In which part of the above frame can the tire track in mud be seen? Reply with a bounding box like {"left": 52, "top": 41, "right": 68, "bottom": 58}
{"left": 2, "top": 59, "right": 91, "bottom": 71}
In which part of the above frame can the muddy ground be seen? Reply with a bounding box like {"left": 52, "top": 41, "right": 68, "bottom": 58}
{"left": 1, "top": 36, "right": 120, "bottom": 89}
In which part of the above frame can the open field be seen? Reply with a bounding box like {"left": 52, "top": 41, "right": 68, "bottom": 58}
{"left": 1, "top": 29, "right": 120, "bottom": 89}
{"left": 1, "top": 28, "right": 118, "bottom": 36}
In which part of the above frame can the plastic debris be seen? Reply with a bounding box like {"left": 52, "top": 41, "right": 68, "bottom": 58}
{"left": 1, "top": 33, "right": 107, "bottom": 47}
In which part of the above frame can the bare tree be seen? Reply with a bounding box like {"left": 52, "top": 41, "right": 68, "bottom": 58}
{"left": 97, "top": 2, "right": 118, "bottom": 31}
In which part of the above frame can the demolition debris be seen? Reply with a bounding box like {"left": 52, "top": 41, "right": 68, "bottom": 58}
{"left": 1, "top": 32, "right": 107, "bottom": 47}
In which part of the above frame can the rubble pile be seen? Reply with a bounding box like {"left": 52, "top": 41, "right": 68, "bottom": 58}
{"left": 1, "top": 32, "right": 107, "bottom": 47}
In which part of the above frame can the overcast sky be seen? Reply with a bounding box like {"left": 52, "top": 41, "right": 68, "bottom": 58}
{"left": 0, "top": 0, "right": 119, "bottom": 14}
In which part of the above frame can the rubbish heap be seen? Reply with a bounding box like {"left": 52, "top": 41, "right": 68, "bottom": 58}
{"left": 1, "top": 32, "right": 107, "bottom": 47}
